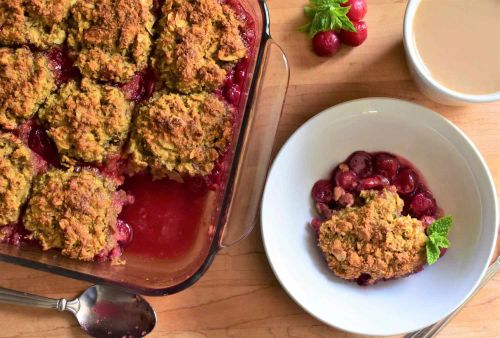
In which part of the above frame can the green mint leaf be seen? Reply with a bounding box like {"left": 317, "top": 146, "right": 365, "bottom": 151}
{"left": 311, "top": 0, "right": 347, "bottom": 6}
{"left": 428, "top": 216, "right": 453, "bottom": 237}
{"left": 335, "top": 6, "right": 350, "bottom": 15}
{"left": 309, "top": 10, "right": 330, "bottom": 37}
{"left": 426, "top": 239, "right": 440, "bottom": 265}
{"left": 330, "top": 13, "right": 341, "bottom": 31}
{"left": 430, "top": 234, "right": 450, "bottom": 249}
{"left": 338, "top": 14, "right": 357, "bottom": 32}
{"left": 299, "top": 0, "right": 357, "bottom": 37}
{"left": 425, "top": 216, "right": 453, "bottom": 265}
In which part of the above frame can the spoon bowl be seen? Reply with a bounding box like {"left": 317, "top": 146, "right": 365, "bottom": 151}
{"left": 0, "top": 284, "right": 156, "bottom": 337}
{"left": 76, "top": 285, "right": 156, "bottom": 338}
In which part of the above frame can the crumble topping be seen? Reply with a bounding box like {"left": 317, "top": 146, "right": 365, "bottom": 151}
{"left": 0, "top": 47, "right": 56, "bottom": 130}
{"left": 0, "top": 133, "right": 35, "bottom": 227}
{"left": 0, "top": 0, "right": 74, "bottom": 48}
{"left": 67, "top": 0, "right": 155, "bottom": 83}
{"left": 152, "top": 0, "right": 247, "bottom": 93}
{"left": 38, "top": 78, "right": 132, "bottom": 165}
{"left": 318, "top": 187, "right": 428, "bottom": 284}
{"left": 128, "top": 92, "right": 232, "bottom": 179}
{"left": 23, "top": 169, "right": 125, "bottom": 262}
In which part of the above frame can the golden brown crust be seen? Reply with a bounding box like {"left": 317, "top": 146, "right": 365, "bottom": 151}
{"left": 318, "top": 188, "right": 428, "bottom": 284}
{"left": 0, "top": 133, "right": 35, "bottom": 227}
{"left": 67, "top": 0, "right": 154, "bottom": 83}
{"left": 38, "top": 78, "right": 132, "bottom": 165}
{"left": 23, "top": 169, "right": 123, "bottom": 262}
{"left": 152, "top": 0, "right": 247, "bottom": 93}
{"left": 0, "top": 47, "right": 56, "bottom": 130}
{"left": 0, "top": 0, "right": 73, "bottom": 48}
{"left": 128, "top": 92, "right": 232, "bottom": 179}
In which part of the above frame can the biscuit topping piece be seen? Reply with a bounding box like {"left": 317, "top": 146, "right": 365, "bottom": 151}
{"left": 0, "top": 0, "right": 73, "bottom": 48}
{"left": 39, "top": 78, "right": 132, "bottom": 165}
{"left": 0, "top": 134, "right": 35, "bottom": 227}
{"left": 0, "top": 47, "right": 56, "bottom": 130}
{"left": 152, "top": 0, "right": 247, "bottom": 93}
{"left": 318, "top": 187, "right": 428, "bottom": 284}
{"left": 23, "top": 169, "right": 125, "bottom": 262}
{"left": 67, "top": 0, "right": 154, "bottom": 83}
{"left": 128, "top": 92, "right": 232, "bottom": 179}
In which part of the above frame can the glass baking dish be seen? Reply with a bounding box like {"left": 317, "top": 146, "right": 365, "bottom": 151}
{"left": 0, "top": 0, "right": 289, "bottom": 296}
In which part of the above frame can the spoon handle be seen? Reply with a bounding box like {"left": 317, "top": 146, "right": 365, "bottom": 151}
{"left": 405, "top": 256, "right": 500, "bottom": 338}
{"left": 0, "top": 287, "right": 79, "bottom": 313}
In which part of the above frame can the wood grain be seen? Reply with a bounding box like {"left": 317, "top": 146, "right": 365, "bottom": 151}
{"left": 0, "top": 1, "right": 499, "bottom": 337}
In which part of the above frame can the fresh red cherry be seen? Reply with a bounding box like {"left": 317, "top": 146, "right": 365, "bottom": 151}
{"left": 334, "top": 170, "right": 358, "bottom": 191}
{"left": 340, "top": 21, "right": 368, "bottom": 47}
{"left": 312, "top": 30, "right": 341, "bottom": 57}
{"left": 347, "top": 151, "right": 373, "bottom": 178}
{"left": 374, "top": 153, "right": 400, "bottom": 179}
{"left": 394, "top": 168, "right": 418, "bottom": 194}
{"left": 342, "top": 0, "right": 368, "bottom": 22}
{"left": 311, "top": 180, "right": 334, "bottom": 203}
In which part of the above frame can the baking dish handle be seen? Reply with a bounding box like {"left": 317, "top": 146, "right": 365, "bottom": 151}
{"left": 220, "top": 38, "right": 290, "bottom": 248}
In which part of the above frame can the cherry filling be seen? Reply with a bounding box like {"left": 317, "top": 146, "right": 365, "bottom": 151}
{"left": 1, "top": 0, "right": 257, "bottom": 262}
{"left": 45, "top": 47, "right": 79, "bottom": 85}
{"left": 27, "top": 121, "right": 60, "bottom": 168}
{"left": 119, "top": 68, "right": 157, "bottom": 103}
{"left": 311, "top": 151, "right": 441, "bottom": 238}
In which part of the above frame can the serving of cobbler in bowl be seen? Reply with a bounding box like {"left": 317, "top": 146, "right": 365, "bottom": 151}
{"left": 261, "top": 98, "right": 498, "bottom": 335}
{"left": 0, "top": 0, "right": 290, "bottom": 294}
{"left": 310, "top": 150, "right": 451, "bottom": 286}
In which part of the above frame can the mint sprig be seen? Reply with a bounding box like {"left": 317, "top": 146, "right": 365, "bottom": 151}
{"left": 299, "top": 0, "right": 357, "bottom": 37}
{"left": 426, "top": 216, "right": 453, "bottom": 265}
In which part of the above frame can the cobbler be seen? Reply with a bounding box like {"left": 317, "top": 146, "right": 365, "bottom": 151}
{"left": 39, "top": 78, "right": 132, "bottom": 165}
{"left": 0, "top": 0, "right": 252, "bottom": 263}
{"left": 152, "top": 0, "right": 247, "bottom": 93}
{"left": 67, "top": 0, "right": 155, "bottom": 83}
{"left": 0, "top": 133, "right": 35, "bottom": 229}
{"left": 318, "top": 187, "right": 428, "bottom": 284}
{"left": 23, "top": 169, "right": 129, "bottom": 263}
{"left": 128, "top": 92, "right": 232, "bottom": 179}
{"left": 0, "top": 0, "right": 74, "bottom": 48}
{"left": 0, "top": 47, "right": 56, "bottom": 130}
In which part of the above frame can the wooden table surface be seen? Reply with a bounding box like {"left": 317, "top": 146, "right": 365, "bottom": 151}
{"left": 1, "top": 1, "right": 499, "bottom": 337}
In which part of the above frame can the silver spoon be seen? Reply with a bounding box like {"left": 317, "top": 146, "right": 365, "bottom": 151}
{"left": 405, "top": 256, "right": 500, "bottom": 338}
{"left": 0, "top": 284, "right": 156, "bottom": 337}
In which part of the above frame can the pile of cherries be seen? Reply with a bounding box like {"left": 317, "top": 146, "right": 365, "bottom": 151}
{"left": 313, "top": 0, "right": 368, "bottom": 57}
{"left": 311, "top": 151, "right": 439, "bottom": 221}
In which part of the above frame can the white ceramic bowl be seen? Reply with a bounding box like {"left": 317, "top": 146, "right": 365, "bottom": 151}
{"left": 261, "top": 98, "right": 498, "bottom": 336}
{"left": 403, "top": 0, "right": 500, "bottom": 105}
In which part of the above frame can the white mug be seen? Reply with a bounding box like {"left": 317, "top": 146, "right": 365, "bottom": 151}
{"left": 403, "top": 0, "right": 500, "bottom": 106}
